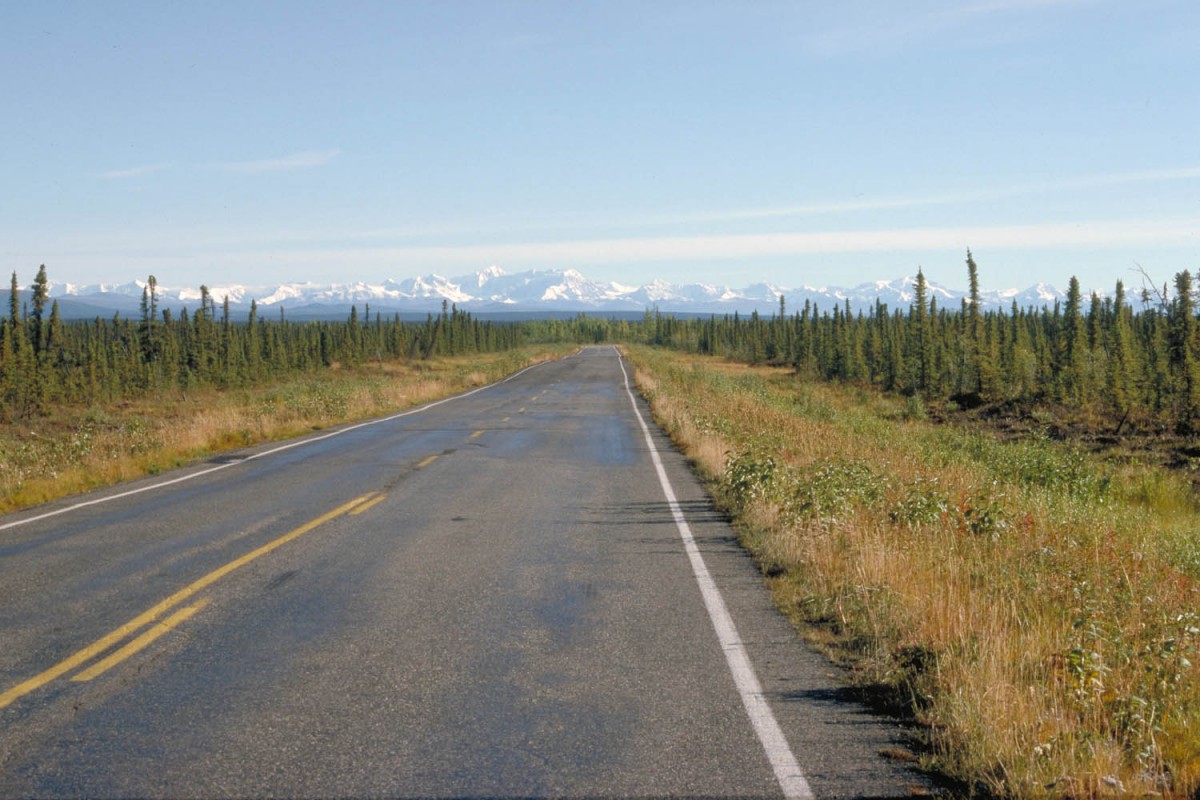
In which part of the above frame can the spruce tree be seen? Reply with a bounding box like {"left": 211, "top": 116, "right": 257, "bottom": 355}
{"left": 1059, "top": 276, "right": 1086, "bottom": 402}
{"left": 1169, "top": 270, "right": 1200, "bottom": 432}
{"left": 30, "top": 265, "right": 49, "bottom": 356}
{"left": 965, "top": 250, "right": 983, "bottom": 393}
{"left": 908, "top": 269, "right": 930, "bottom": 393}
{"left": 1108, "top": 280, "right": 1133, "bottom": 424}
{"left": 8, "top": 272, "right": 19, "bottom": 329}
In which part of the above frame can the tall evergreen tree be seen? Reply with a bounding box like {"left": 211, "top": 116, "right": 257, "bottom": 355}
{"left": 8, "top": 271, "right": 19, "bottom": 330}
{"left": 1169, "top": 270, "right": 1200, "bottom": 432}
{"left": 30, "top": 265, "right": 49, "bottom": 356}
{"left": 1059, "top": 276, "right": 1086, "bottom": 402}
{"left": 908, "top": 269, "right": 931, "bottom": 393}
{"left": 965, "top": 250, "right": 984, "bottom": 393}
{"left": 1107, "top": 280, "right": 1134, "bottom": 424}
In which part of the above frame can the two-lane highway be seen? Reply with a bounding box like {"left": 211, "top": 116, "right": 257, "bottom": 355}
{"left": 0, "top": 347, "right": 927, "bottom": 797}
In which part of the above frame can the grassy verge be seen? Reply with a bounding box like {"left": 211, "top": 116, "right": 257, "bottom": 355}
{"left": 624, "top": 344, "right": 1200, "bottom": 799}
{"left": 0, "top": 346, "right": 574, "bottom": 513}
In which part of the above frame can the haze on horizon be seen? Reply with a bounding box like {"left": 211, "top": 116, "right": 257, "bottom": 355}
{"left": 2, "top": 1, "right": 1197, "bottom": 294}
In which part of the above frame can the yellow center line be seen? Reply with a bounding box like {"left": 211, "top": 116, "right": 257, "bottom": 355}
{"left": 518, "top": 407, "right": 526, "bottom": 414}
{"left": 0, "top": 492, "right": 376, "bottom": 709}
{"left": 349, "top": 494, "right": 387, "bottom": 516}
{"left": 71, "top": 599, "right": 212, "bottom": 683}
{"left": 468, "top": 430, "right": 484, "bottom": 440}
{"left": 501, "top": 416, "right": 511, "bottom": 423}
{"left": 416, "top": 454, "right": 439, "bottom": 468}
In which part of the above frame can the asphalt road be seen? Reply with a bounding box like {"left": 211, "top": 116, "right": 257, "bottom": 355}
{"left": 0, "top": 346, "right": 928, "bottom": 798}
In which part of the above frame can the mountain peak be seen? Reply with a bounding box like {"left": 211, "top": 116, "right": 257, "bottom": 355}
{"left": 40, "top": 267, "right": 1065, "bottom": 319}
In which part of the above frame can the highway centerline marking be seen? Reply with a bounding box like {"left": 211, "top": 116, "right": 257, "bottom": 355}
{"left": 468, "top": 430, "right": 484, "bottom": 440}
{"left": 416, "top": 454, "right": 439, "bottom": 468}
{"left": 71, "top": 599, "right": 212, "bottom": 682}
{"left": 616, "top": 348, "right": 814, "bottom": 800}
{"left": 349, "top": 494, "right": 387, "bottom": 516}
{"left": 0, "top": 493, "right": 376, "bottom": 709}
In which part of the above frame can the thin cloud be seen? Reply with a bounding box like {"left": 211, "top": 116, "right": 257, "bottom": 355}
{"left": 288, "top": 164, "right": 1200, "bottom": 237}
{"left": 282, "top": 164, "right": 1199, "bottom": 238}
{"left": 100, "top": 163, "right": 173, "bottom": 180}
{"left": 964, "top": 0, "right": 1088, "bottom": 13}
{"left": 208, "top": 149, "right": 341, "bottom": 174}
{"left": 994, "top": 165, "right": 1193, "bottom": 204}
{"left": 62, "top": 164, "right": 1200, "bottom": 266}
{"left": 18, "top": 216, "right": 1195, "bottom": 288}
{"left": 674, "top": 166, "right": 1200, "bottom": 226}
{"left": 803, "top": 0, "right": 1093, "bottom": 58}
{"left": 242, "top": 216, "right": 1198, "bottom": 269}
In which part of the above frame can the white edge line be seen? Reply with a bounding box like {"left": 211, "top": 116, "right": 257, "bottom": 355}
{"left": 0, "top": 359, "right": 554, "bottom": 534}
{"left": 615, "top": 346, "right": 815, "bottom": 800}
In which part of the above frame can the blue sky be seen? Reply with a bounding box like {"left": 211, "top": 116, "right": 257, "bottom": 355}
{"left": 2, "top": 0, "right": 1197, "bottom": 293}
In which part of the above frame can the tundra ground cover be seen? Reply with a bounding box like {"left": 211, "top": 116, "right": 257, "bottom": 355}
{"left": 626, "top": 344, "right": 1200, "bottom": 798}
{"left": 0, "top": 347, "right": 570, "bottom": 513}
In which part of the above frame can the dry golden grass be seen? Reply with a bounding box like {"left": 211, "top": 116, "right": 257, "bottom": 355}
{"left": 624, "top": 344, "right": 1200, "bottom": 799}
{"left": 0, "top": 347, "right": 572, "bottom": 513}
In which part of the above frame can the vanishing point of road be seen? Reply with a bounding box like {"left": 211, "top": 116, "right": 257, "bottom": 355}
{"left": 0, "top": 347, "right": 928, "bottom": 798}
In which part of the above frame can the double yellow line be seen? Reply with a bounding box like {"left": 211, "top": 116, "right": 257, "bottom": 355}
{"left": 0, "top": 491, "right": 383, "bottom": 710}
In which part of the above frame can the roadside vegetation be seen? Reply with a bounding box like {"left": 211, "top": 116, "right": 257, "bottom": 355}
{"left": 0, "top": 265, "right": 579, "bottom": 511}
{"left": 626, "top": 343, "right": 1200, "bottom": 798}
{"left": 6, "top": 257, "right": 1200, "bottom": 796}
{"left": 640, "top": 255, "right": 1200, "bottom": 474}
{"left": 0, "top": 347, "right": 572, "bottom": 513}
{"left": 1, "top": 267, "right": 531, "bottom": 417}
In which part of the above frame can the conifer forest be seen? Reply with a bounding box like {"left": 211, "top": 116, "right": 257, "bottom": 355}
{"left": 0, "top": 266, "right": 523, "bottom": 417}
{"left": 4, "top": 253, "right": 1200, "bottom": 442}
{"left": 645, "top": 255, "right": 1200, "bottom": 439}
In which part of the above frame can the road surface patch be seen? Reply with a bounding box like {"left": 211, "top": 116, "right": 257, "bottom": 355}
{"left": 71, "top": 599, "right": 212, "bottom": 682}
{"left": 617, "top": 349, "right": 815, "bottom": 800}
{"left": 0, "top": 493, "right": 377, "bottom": 709}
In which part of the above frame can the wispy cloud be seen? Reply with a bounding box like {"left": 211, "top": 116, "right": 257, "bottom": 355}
{"left": 225, "top": 165, "right": 1200, "bottom": 244}
{"left": 208, "top": 149, "right": 341, "bottom": 174}
{"left": 1039, "top": 165, "right": 1200, "bottom": 189}
{"left": 964, "top": 0, "right": 1087, "bottom": 13}
{"left": 18, "top": 215, "right": 1194, "bottom": 289}
{"left": 240, "top": 216, "right": 1198, "bottom": 270}
{"left": 100, "top": 163, "right": 173, "bottom": 180}
{"left": 275, "top": 165, "right": 1200, "bottom": 241}
{"left": 99, "top": 150, "right": 341, "bottom": 181}
{"left": 802, "top": 0, "right": 1093, "bottom": 58}
{"left": 666, "top": 165, "right": 1200, "bottom": 226}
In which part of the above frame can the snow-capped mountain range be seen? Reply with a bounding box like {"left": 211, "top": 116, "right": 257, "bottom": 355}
{"left": 35, "top": 267, "right": 1066, "bottom": 319}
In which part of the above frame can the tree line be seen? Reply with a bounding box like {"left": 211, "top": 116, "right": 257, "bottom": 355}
{"left": 641, "top": 253, "right": 1200, "bottom": 436}
{"left": 6, "top": 256, "right": 1200, "bottom": 435}
{"left": 1, "top": 268, "right": 525, "bottom": 418}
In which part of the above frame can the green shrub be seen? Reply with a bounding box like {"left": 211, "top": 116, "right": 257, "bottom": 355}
{"left": 786, "top": 459, "right": 891, "bottom": 523}
{"left": 889, "top": 478, "right": 951, "bottom": 528}
{"left": 723, "top": 450, "right": 780, "bottom": 509}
